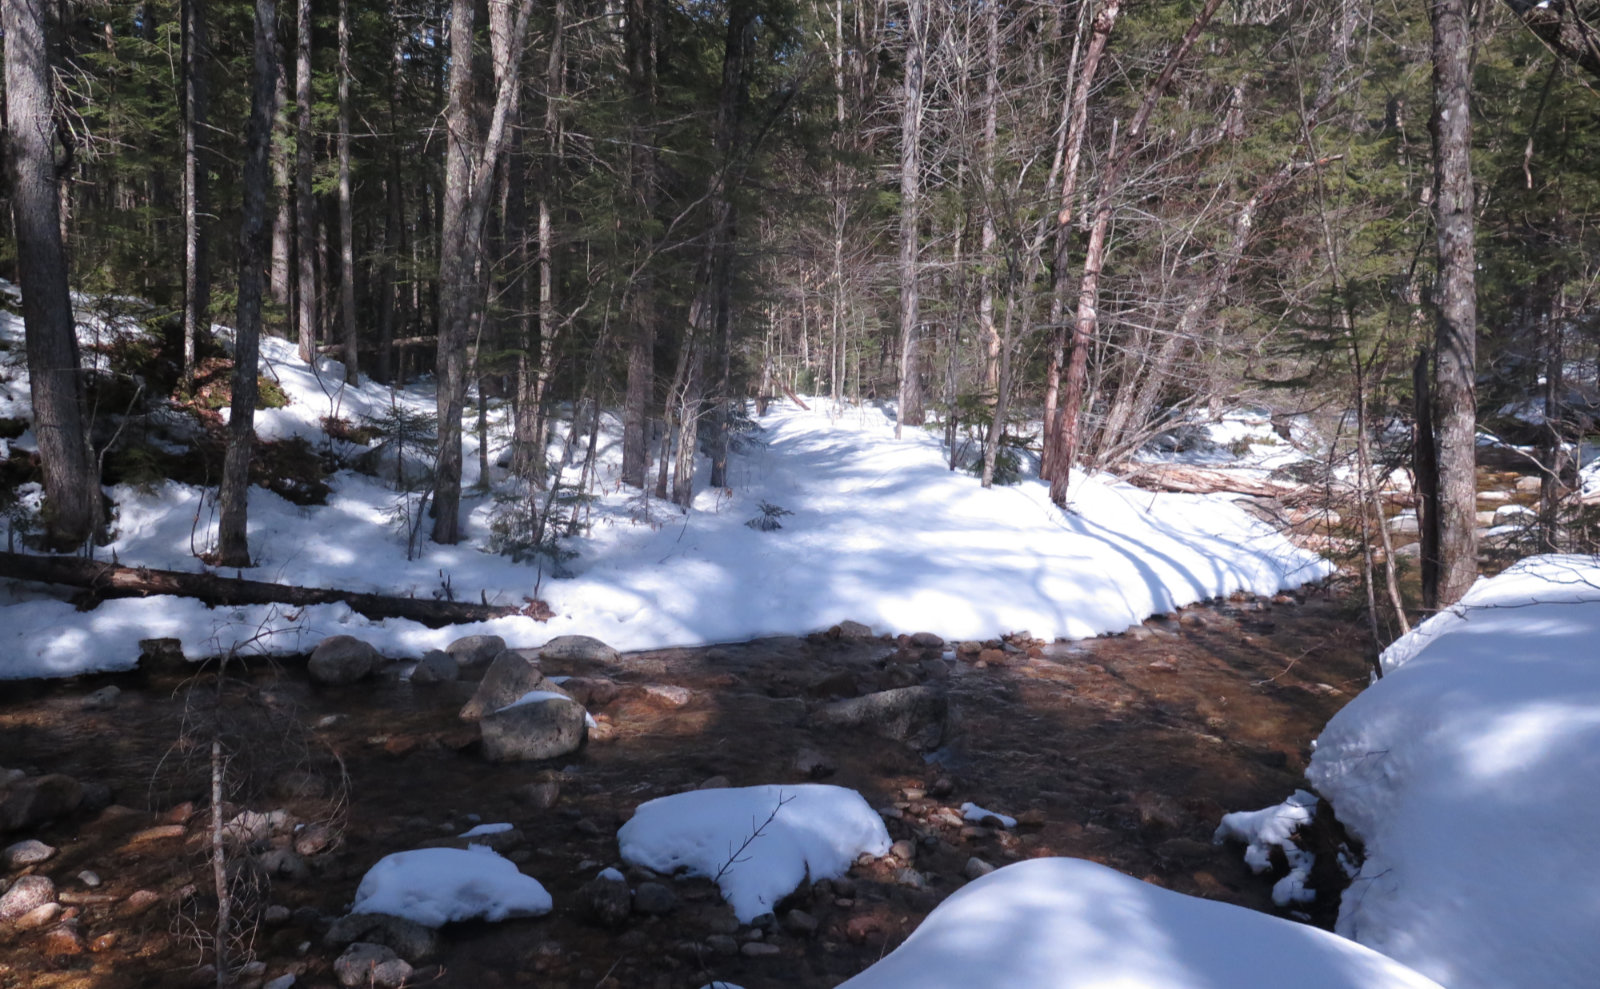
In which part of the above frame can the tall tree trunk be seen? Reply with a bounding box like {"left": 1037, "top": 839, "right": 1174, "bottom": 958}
{"left": 1041, "top": 0, "right": 1116, "bottom": 481}
{"left": 976, "top": 0, "right": 1000, "bottom": 398}
{"left": 1428, "top": 0, "right": 1479, "bottom": 606}
{"left": 4, "top": 0, "right": 102, "bottom": 549}
{"left": 336, "top": 0, "right": 358, "bottom": 384}
{"left": 218, "top": 0, "right": 279, "bottom": 568}
{"left": 707, "top": 0, "right": 755, "bottom": 491}
{"left": 181, "top": 0, "right": 211, "bottom": 389}
{"left": 620, "top": 0, "right": 657, "bottom": 488}
{"left": 432, "top": 0, "right": 534, "bottom": 543}
{"left": 894, "top": 0, "right": 926, "bottom": 438}
{"left": 270, "top": 47, "right": 294, "bottom": 308}
{"left": 294, "top": 0, "right": 317, "bottom": 362}
{"left": 1046, "top": 0, "right": 1222, "bottom": 507}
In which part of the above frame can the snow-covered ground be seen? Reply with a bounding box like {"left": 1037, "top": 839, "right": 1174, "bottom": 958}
{"left": 836, "top": 857, "right": 1443, "bottom": 989}
{"left": 1, "top": 302, "right": 1329, "bottom": 678}
{"left": 1307, "top": 556, "right": 1600, "bottom": 989}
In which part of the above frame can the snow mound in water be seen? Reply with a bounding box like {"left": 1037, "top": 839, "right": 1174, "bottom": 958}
{"left": 349, "top": 845, "right": 552, "bottom": 927}
{"left": 617, "top": 783, "right": 890, "bottom": 922}
{"left": 1307, "top": 555, "right": 1600, "bottom": 989}
{"left": 837, "top": 857, "right": 1443, "bottom": 989}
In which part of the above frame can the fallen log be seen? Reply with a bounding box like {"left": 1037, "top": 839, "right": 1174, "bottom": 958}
{"left": 0, "top": 551, "right": 550, "bottom": 628}
{"left": 1115, "top": 463, "right": 1305, "bottom": 499}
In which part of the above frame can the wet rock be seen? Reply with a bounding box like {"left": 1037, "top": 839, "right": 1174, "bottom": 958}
{"left": 460, "top": 650, "right": 567, "bottom": 721}
{"left": 538, "top": 635, "right": 621, "bottom": 665}
{"left": 13, "top": 902, "right": 62, "bottom": 929}
{"left": 810, "top": 685, "right": 947, "bottom": 750}
{"left": 633, "top": 881, "right": 677, "bottom": 916}
{"left": 512, "top": 780, "right": 562, "bottom": 809}
{"left": 741, "top": 941, "right": 781, "bottom": 957}
{"left": 120, "top": 889, "right": 162, "bottom": 916}
{"left": 560, "top": 676, "right": 620, "bottom": 708}
{"left": 782, "top": 909, "right": 818, "bottom": 936}
{"left": 705, "top": 934, "right": 739, "bottom": 956}
{"left": 0, "top": 875, "right": 56, "bottom": 922}
{"left": 325, "top": 913, "right": 442, "bottom": 962}
{"left": 82, "top": 685, "right": 121, "bottom": 711}
{"left": 410, "top": 650, "right": 459, "bottom": 685}
{"left": 639, "top": 684, "right": 692, "bottom": 708}
{"left": 480, "top": 694, "right": 588, "bottom": 762}
{"left": 264, "top": 905, "right": 292, "bottom": 925}
{"left": 831, "top": 620, "right": 875, "bottom": 640}
{"left": 335, "top": 942, "right": 413, "bottom": 988}
{"left": 77, "top": 870, "right": 102, "bottom": 888}
{"left": 908, "top": 631, "right": 944, "bottom": 650}
{"left": 445, "top": 634, "right": 505, "bottom": 668}
{"left": 793, "top": 747, "right": 836, "bottom": 779}
{"left": 0, "top": 773, "right": 83, "bottom": 832}
{"left": 964, "top": 856, "right": 997, "bottom": 880}
{"left": 576, "top": 874, "right": 632, "bottom": 929}
{"left": 137, "top": 637, "right": 187, "bottom": 674}
{"left": 4, "top": 838, "right": 56, "bottom": 867}
{"left": 806, "top": 670, "right": 860, "bottom": 699}
{"left": 258, "top": 848, "right": 311, "bottom": 882}
{"left": 294, "top": 823, "right": 338, "bottom": 856}
{"left": 976, "top": 648, "right": 1009, "bottom": 667}
{"left": 41, "top": 924, "right": 85, "bottom": 955}
{"left": 308, "top": 635, "right": 379, "bottom": 685}
{"left": 264, "top": 975, "right": 297, "bottom": 989}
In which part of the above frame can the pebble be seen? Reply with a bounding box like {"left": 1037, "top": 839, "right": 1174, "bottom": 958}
{"left": 964, "top": 856, "right": 997, "bottom": 880}
{"left": 890, "top": 839, "right": 916, "bottom": 863}
{"left": 782, "top": 909, "right": 818, "bottom": 936}
{"left": 740, "top": 941, "right": 781, "bottom": 958}
{"left": 705, "top": 934, "right": 739, "bottom": 956}
{"left": 265, "top": 977, "right": 297, "bottom": 989}
{"left": 14, "top": 902, "right": 63, "bottom": 930}
{"left": 77, "top": 870, "right": 102, "bottom": 888}
{"left": 3, "top": 838, "right": 56, "bottom": 867}
{"left": 633, "top": 881, "right": 678, "bottom": 916}
{"left": 42, "top": 924, "right": 86, "bottom": 955}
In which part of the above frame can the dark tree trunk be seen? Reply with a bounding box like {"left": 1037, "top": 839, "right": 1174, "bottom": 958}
{"left": 270, "top": 46, "right": 293, "bottom": 308}
{"left": 4, "top": 0, "right": 102, "bottom": 550}
{"left": 1428, "top": 0, "right": 1479, "bottom": 606}
{"left": 336, "top": 0, "right": 358, "bottom": 384}
{"left": 218, "top": 0, "right": 279, "bottom": 568}
{"left": 181, "top": 0, "right": 211, "bottom": 389}
{"left": 620, "top": 0, "right": 657, "bottom": 489}
{"left": 294, "top": 0, "right": 317, "bottom": 362}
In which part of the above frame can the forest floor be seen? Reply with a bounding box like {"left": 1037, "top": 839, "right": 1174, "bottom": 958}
{"left": 0, "top": 586, "right": 1369, "bottom": 989}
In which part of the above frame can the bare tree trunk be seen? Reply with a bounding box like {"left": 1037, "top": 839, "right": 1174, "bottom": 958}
{"left": 270, "top": 49, "right": 293, "bottom": 307}
{"left": 1047, "top": 0, "right": 1223, "bottom": 507}
{"left": 219, "top": 0, "right": 279, "bottom": 568}
{"left": 894, "top": 0, "right": 926, "bottom": 438}
{"left": 1541, "top": 301, "right": 1567, "bottom": 550}
{"left": 294, "top": 0, "right": 317, "bottom": 362}
{"left": 975, "top": 0, "right": 1000, "bottom": 398}
{"left": 1428, "top": 0, "right": 1479, "bottom": 606}
{"left": 1414, "top": 348, "right": 1441, "bottom": 607}
{"left": 336, "top": 0, "right": 358, "bottom": 384}
{"left": 181, "top": 0, "right": 211, "bottom": 389}
{"left": 1041, "top": 0, "right": 1116, "bottom": 481}
{"left": 432, "top": 0, "right": 534, "bottom": 543}
{"left": 4, "top": 0, "right": 102, "bottom": 550}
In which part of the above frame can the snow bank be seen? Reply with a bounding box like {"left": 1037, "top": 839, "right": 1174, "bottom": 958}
{"left": 617, "top": 784, "right": 890, "bottom": 922}
{"left": 1307, "top": 555, "right": 1600, "bottom": 989}
{"left": 349, "top": 845, "right": 552, "bottom": 927}
{"left": 836, "top": 857, "right": 1442, "bottom": 989}
{"left": 0, "top": 318, "right": 1329, "bottom": 678}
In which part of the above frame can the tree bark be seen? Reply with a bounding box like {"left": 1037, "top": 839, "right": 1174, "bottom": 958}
{"left": 975, "top": 0, "right": 1000, "bottom": 398}
{"left": 894, "top": 0, "right": 926, "bottom": 437}
{"left": 270, "top": 47, "right": 294, "bottom": 307}
{"left": 294, "top": 0, "right": 317, "bottom": 362}
{"left": 336, "top": 0, "right": 359, "bottom": 384}
{"left": 218, "top": 0, "right": 279, "bottom": 568}
{"left": 1501, "top": 0, "right": 1600, "bottom": 82}
{"left": 4, "top": 0, "right": 102, "bottom": 549}
{"left": 181, "top": 0, "right": 211, "bottom": 390}
{"left": 1428, "top": 0, "right": 1479, "bottom": 606}
{"left": 620, "top": 0, "right": 657, "bottom": 488}
{"left": 0, "top": 551, "right": 547, "bottom": 627}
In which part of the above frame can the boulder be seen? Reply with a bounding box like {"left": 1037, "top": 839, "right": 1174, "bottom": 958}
{"left": 479, "top": 696, "right": 587, "bottom": 762}
{"left": 410, "top": 650, "right": 459, "bottom": 685}
{"left": 4, "top": 839, "right": 56, "bottom": 868}
{"left": 308, "top": 636, "right": 378, "bottom": 685}
{"left": 832, "top": 620, "right": 875, "bottom": 640}
{"left": 810, "top": 685, "right": 947, "bottom": 750}
{"left": 324, "top": 913, "right": 442, "bottom": 963}
{"left": 908, "top": 631, "right": 944, "bottom": 650}
{"left": 0, "top": 774, "right": 84, "bottom": 833}
{"left": 459, "top": 650, "right": 568, "bottom": 721}
{"left": 444, "top": 634, "right": 504, "bottom": 668}
{"left": 0, "top": 875, "right": 56, "bottom": 923}
{"left": 334, "top": 942, "right": 413, "bottom": 988}
{"left": 137, "top": 637, "right": 188, "bottom": 674}
{"left": 559, "top": 676, "right": 619, "bottom": 708}
{"left": 575, "top": 874, "right": 632, "bottom": 928}
{"left": 632, "top": 881, "right": 677, "bottom": 916}
{"left": 537, "top": 635, "right": 621, "bottom": 665}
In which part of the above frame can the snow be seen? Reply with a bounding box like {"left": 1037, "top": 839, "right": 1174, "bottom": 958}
{"left": 348, "top": 845, "right": 552, "bottom": 927}
{"left": 835, "top": 857, "right": 1443, "bottom": 989}
{"left": 616, "top": 784, "right": 891, "bottom": 922}
{"left": 1214, "top": 790, "right": 1319, "bottom": 907}
{"left": 1, "top": 287, "right": 1329, "bottom": 679}
{"left": 458, "top": 823, "right": 513, "bottom": 838}
{"left": 1307, "top": 555, "right": 1600, "bottom": 989}
{"left": 958, "top": 802, "right": 1015, "bottom": 828}
{"left": 596, "top": 867, "right": 625, "bottom": 882}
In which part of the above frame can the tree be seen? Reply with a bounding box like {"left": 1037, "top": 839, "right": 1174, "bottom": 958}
{"left": 4, "top": 0, "right": 103, "bottom": 549}
{"left": 336, "top": 0, "right": 359, "bottom": 384}
{"left": 894, "top": 0, "right": 928, "bottom": 439}
{"left": 1425, "top": 0, "right": 1480, "bottom": 607}
{"left": 293, "top": 0, "right": 317, "bottom": 363}
{"left": 218, "top": 0, "right": 281, "bottom": 568}
{"left": 181, "top": 0, "right": 211, "bottom": 389}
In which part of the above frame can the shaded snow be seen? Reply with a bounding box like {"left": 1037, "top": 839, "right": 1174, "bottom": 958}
{"left": 1308, "top": 555, "right": 1600, "bottom": 989}
{"left": 836, "top": 857, "right": 1443, "bottom": 989}
{"left": 349, "top": 845, "right": 552, "bottom": 927}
